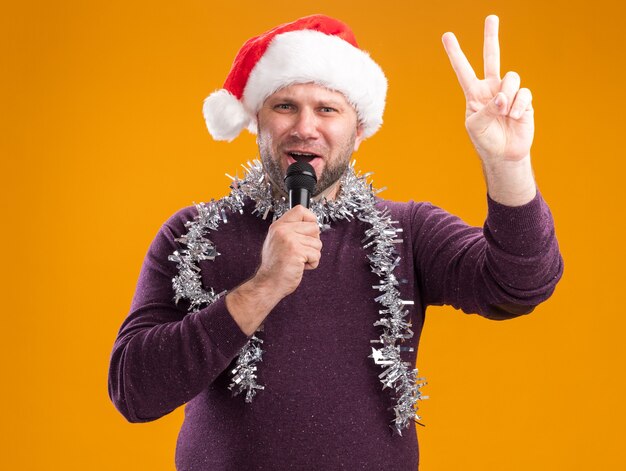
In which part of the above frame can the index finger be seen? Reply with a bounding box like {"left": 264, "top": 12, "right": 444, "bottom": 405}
{"left": 442, "top": 32, "right": 477, "bottom": 95}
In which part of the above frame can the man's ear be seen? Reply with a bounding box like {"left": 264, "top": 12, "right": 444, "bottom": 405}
{"left": 353, "top": 125, "right": 365, "bottom": 152}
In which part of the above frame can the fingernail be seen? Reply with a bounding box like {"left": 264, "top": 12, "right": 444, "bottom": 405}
{"left": 495, "top": 94, "right": 502, "bottom": 107}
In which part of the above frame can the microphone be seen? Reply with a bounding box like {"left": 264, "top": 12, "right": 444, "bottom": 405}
{"left": 284, "top": 162, "right": 317, "bottom": 209}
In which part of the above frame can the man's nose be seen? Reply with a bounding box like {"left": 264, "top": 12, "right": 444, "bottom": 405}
{"left": 291, "top": 108, "right": 320, "bottom": 140}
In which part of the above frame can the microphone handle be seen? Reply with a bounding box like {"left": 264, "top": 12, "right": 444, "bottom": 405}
{"left": 289, "top": 188, "right": 311, "bottom": 209}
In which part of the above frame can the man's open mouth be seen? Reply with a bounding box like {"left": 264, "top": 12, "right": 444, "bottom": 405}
{"left": 286, "top": 151, "right": 320, "bottom": 163}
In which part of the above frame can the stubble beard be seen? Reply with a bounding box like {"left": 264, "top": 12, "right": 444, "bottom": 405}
{"left": 258, "top": 131, "right": 357, "bottom": 197}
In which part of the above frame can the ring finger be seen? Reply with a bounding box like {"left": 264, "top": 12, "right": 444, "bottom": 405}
{"left": 499, "top": 71, "right": 521, "bottom": 115}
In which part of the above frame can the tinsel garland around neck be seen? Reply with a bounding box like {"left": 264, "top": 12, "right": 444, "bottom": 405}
{"left": 168, "top": 159, "right": 427, "bottom": 435}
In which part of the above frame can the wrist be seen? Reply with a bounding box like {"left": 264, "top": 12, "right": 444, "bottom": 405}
{"left": 482, "top": 154, "right": 537, "bottom": 206}
{"left": 247, "top": 271, "right": 288, "bottom": 304}
{"left": 225, "top": 275, "right": 283, "bottom": 336}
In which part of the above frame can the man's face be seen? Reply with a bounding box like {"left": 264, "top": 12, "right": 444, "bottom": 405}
{"left": 257, "top": 83, "right": 364, "bottom": 197}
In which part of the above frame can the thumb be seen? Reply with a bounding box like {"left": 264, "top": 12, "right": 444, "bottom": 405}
{"left": 469, "top": 92, "right": 506, "bottom": 131}
{"left": 281, "top": 204, "right": 317, "bottom": 223}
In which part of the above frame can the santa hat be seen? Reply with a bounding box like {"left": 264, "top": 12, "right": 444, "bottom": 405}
{"left": 203, "top": 14, "right": 387, "bottom": 142}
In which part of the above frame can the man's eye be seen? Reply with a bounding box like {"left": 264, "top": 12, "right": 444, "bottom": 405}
{"left": 274, "top": 104, "right": 293, "bottom": 111}
{"left": 320, "top": 107, "right": 337, "bottom": 113}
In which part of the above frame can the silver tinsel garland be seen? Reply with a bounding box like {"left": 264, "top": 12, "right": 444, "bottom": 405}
{"left": 168, "top": 159, "right": 427, "bottom": 434}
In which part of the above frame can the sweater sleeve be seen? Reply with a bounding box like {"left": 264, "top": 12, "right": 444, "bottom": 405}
{"left": 412, "top": 190, "right": 564, "bottom": 320}
{"left": 107, "top": 208, "right": 250, "bottom": 423}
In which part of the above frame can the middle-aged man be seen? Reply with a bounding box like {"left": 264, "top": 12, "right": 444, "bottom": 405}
{"left": 108, "top": 14, "right": 563, "bottom": 470}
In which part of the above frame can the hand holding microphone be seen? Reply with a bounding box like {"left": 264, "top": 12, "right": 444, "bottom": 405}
{"left": 252, "top": 162, "right": 322, "bottom": 298}
{"left": 225, "top": 162, "right": 321, "bottom": 333}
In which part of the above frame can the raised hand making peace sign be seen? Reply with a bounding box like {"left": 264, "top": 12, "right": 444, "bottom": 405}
{"left": 442, "top": 15, "right": 537, "bottom": 206}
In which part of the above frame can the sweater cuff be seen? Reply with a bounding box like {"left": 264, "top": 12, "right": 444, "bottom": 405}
{"left": 486, "top": 188, "right": 547, "bottom": 230}
{"left": 485, "top": 189, "right": 554, "bottom": 254}
{"left": 196, "top": 296, "right": 250, "bottom": 360}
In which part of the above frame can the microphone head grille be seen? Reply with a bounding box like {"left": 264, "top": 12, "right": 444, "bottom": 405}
{"left": 285, "top": 162, "right": 317, "bottom": 192}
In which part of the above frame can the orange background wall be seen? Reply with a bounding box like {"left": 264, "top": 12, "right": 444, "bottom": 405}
{"left": 2, "top": 0, "right": 623, "bottom": 469}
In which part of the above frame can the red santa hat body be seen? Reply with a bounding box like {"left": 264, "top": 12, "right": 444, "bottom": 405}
{"left": 203, "top": 15, "right": 387, "bottom": 142}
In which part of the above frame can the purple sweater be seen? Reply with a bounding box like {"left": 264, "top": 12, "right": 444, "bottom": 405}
{"left": 108, "top": 191, "right": 563, "bottom": 470}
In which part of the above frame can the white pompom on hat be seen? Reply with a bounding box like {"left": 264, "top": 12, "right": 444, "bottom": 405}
{"left": 203, "top": 14, "right": 387, "bottom": 142}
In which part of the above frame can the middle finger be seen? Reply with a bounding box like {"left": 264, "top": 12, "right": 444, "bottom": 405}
{"left": 483, "top": 15, "right": 501, "bottom": 80}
